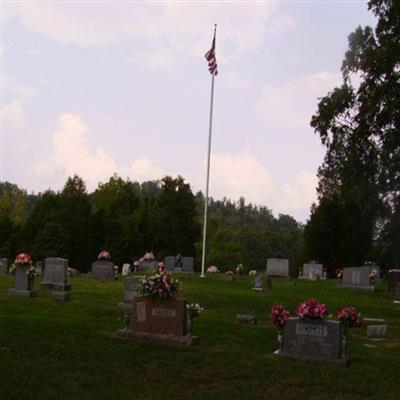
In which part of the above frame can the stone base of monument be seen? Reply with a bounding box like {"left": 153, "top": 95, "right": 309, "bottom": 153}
{"left": 252, "top": 287, "right": 264, "bottom": 292}
{"left": 8, "top": 288, "right": 37, "bottom": 298}
{"left": 236, "top": 314, "right": 257, "bottom": 324}
{"left": 273, "top": 349, "right": 349, "bottom": 366}
{"left": 40, "top": 282, "right": 72, "bottom": 290}
{"left": 339, "top": 284, "right": 375, "bottom": 292}
{"left": 52, "top": 291, "right": 70, "bottom": 301}
{"left": 117, "top": 329, "right": 200, "bottom": 346}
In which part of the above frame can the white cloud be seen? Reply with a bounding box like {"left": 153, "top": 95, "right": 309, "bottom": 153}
{"left": 198, "top": 151, "right": 317, "bottom": 221}
{"left": 256, "top": 71, "right": 342, "bottom": 128}
{"left": 35, "top": 113, "right": 165, "bottom": 191}
{"left": 3, "top": 75, "right": 38, "bottom": 98}
{"left": 6, "top": 2, "right": 295, "bottom": 70}
{"left": 2, "top": 101, "right": 26, "bottom": 130}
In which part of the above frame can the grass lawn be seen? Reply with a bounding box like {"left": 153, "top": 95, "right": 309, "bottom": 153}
{"left": 0, "top": 274, "right": 399, "bottom": 400}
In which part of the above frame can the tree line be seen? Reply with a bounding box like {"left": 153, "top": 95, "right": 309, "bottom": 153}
{"left": 303, "top": 0, "right": 400, "bottom": 271}
{"left": 0, "top": 175, "right": 303, "bottom": 273}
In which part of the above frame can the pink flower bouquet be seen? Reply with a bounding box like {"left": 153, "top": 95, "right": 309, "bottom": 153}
{"left": 98, "top": 250, "right": 111, "bottom": 260}
{"left": 296, "top": 298, "right": 328, "bottom": 319}
{"left": 271, "top": 303, "right": 290, "bottom": 329}
{"left": 337, "top": 306, "right": 362, "bottom": 333}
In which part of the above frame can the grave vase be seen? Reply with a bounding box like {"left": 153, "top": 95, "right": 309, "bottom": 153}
{"left": 277, "top": 330, "right": 284, "bottom": 350}
{"left": 186, "top": 316, "right": 193, "bottom": 336}
{"left": 341, "top": 336, "right": 348, "bottom": 359}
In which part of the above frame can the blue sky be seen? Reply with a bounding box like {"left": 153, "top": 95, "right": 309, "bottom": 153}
{"left": 2, "top": 1, "right": 376, "bottom": 221}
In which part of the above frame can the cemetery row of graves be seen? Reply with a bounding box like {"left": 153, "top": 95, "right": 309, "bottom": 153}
{"left": 1, "top": 252, "right": 399, "bottom": 399}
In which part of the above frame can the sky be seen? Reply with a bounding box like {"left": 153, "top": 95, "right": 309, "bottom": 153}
{"left": 1, "top": 1, "right": 377, "bottom": 221}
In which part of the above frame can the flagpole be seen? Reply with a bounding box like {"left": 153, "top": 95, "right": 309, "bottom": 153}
{"left": 201, "top": 24, "right": 217, "bottom": 279}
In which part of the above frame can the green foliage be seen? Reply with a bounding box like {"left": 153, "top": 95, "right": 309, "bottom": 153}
{"left": 305, "top": 0, "right": 400, "bottom": 269}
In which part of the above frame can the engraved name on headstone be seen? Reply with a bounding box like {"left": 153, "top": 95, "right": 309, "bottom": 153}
{"left": 41, "top": 258, "right": 70, "bottom": 290}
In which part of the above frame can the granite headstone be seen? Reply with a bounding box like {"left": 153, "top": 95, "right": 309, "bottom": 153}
{"left": 164, "top": 256, "right": 175, "bottom": 272}
{"left": 266, "top": 258, "right": 289, "bottom": 277}
{"left": 118, "top": 276, "right": 144, "bottom": 311}
{"left": 301, "top": 262, "right": 324, "bottom": 280}
{"left": 341, "top": 267, "right": 374, "bottom": 291}
{"left": 8, "top": 265, "right": 37, "bottom": 298}
{"left": 182, "top": 257, "right": 194, "bottom": 273}
{"left": 91, "top": 260, "right": 114, "bottom": 280}
{"left": 41, "top": 258, "right": 70, "bottom": 290}
{"left": 274, "top": 318, "right": 347, "bottom": 366}
{"left": 0, "top": 258, "right": 8, "bottom": 275}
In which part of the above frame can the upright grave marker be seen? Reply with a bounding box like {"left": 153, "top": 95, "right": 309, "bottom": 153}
{"left": 164, "top": 256, "right": 175, "bottom": 272}
{"left": 8, "top": 265, "right": 37, "bottom": 298}
{"left": 274, "top": 318, "right": 347, "bottom": 366}
{"left": 91, "top": 260, "right": 114, "bottom": 280}
{"left": 341, "top": 267, "right": 375, "bottom": 291}
{"left": 182, "top": 257, "right": 194, "bottom": 273}
{"left": 266, "top": 258, "right": 289, "bottom": 278}
{"left": 300, "top": 262, "right": 325, "bottom": 280}
{"left": 41, "top": 258, "right": 71, "bottom": 290}
{"left": 118, "top": 276, "right": 143, "bottom": 311}
{"left": 0, "top": 258, "right": 8, "bottom": 275}
{"left": 387, "top": 270, "right": 400, "bottom": 298}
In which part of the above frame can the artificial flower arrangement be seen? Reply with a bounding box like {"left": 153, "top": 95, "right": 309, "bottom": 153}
{"left": 139, "top": 271, "right": 181, "bottom": 299}
{"left": 9, "top": 253, "right": 37, "bottom": 280}
{"left": 335, "top": 268, "right": 343, "bottom": 279}
{"left": 207, "top": 266, "right": 219, "bottom": 273}
{"left": 186, "top": 303, "right": 204, "bottom": 319}
{"left": 369, "top": 268, "right": 378, "bottom": 281}
{"left": 296, "top": 298, "right": 328, "bottom": 319}
{"left": 236, "top": 264, "right": 244, "bottom": 275}
{"left": 98, "top": 250, "right": 111, "bottom": 260}
{"left": 158, "top": 261, "right": 165, "bottom": 273}
{"left": 271, "top": 303, "right": 290, "bottom": 329}
{"left": 337, "top": 306, "right": 363, "bottom": 335}
{"left": 248, "top": 270, "right": 257, "bottom": 277}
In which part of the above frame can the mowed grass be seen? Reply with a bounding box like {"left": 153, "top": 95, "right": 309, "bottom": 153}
{"left": 0, "top": 274, "right": 399, "bottom": 400}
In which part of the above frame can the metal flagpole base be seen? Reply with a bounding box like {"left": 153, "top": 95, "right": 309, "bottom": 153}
{"left": 200, "top": 274, "right": 206, "bottom": 278}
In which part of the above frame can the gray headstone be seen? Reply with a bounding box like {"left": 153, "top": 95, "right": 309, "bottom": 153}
{"left": 367, "top": 325, "right": 387, "bottom": 338}
{"left": 387, "top": 270, "right": 400, "bottom": 296}
{"left": 182, "top": 257, "right": 194, "bottom": 272}
{"left": 139, "top": 260, "right": 157, "bottom": 273}
{"left": 274, "top": 318, "right": 347, "bottom": 366}
{"left": 41, "top": 258, "right": 70, "bottom": 290}
{"left": 252, "top": 272, "right": 264, "bottom": 291}
{"left": 8, "top": 265, "right": 37, "bottom": 298}
{"left": 0, "top": 258, "right": 8, "bottom": 275}
{"left": 266, "top": 258, "right": 289, "bottom": 277}
{"left": 91, "top": 260, "right": 114, "bottom": 280}
{"left": 164, "top": 256, "right": 175, "bottom": 271}
{"left": 236, "top": 314, "right": 257, "bottom": 324}
{"left": 35, "top": 261, "right": 43, "bottom": 276}
{"left": 302, "top": 263, "right": 324, "bottom": 280}
{"left": 118, "top": 276, "right": 144, "bottom": 311}
{"left": 122, "top": 263, "right": 130, "bottom": 277}
{"left": 342, "top": 267, "right": 374, "bottom": 290}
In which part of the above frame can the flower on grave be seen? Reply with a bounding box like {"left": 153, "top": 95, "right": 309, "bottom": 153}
{"left": 296, "top": 299, "right": 328, "bottom": 319}
{"left": 158, "top": 261, "right": 165, "bottom": 273}
{"left": 9, "top": 253, "right": 37, "bottom": 279}
{"left": 236, "top": 264, "right": 244, "bottom": 275}
{"left": 207, "top": 266, "right": 219, "bottom": 273}
{"left": 369, "top": 268, "right": 378, "bottom": 279}
{"left": 249, "top": 270, "right": 257, "bottom": 276}
{"left": 98, "top": 250, "right": 110, "bottom": 260}
{"left": 337, "top": 306, "right": 362, "bottom": 335}
{"left": 139, "top": 271, "right": 180, "bottom": 299}
{"left": 271, "top": 303, "right": 290, "bottom": 329}
{"left": 335, "top": 268, "right": 343, "bottom": 279}
{"left": 186, "top": 303, "right": 204, "bottom": 319}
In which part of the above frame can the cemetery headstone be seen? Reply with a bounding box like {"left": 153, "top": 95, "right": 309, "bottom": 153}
{"left": 182, "top": 257, "right": 194, "bottom": 273}
{"left": 139, "top": 260, "right": 158, "bottom": 273}
{"left": 266, "top": 258, "right": 289, "bottom": 277}
{"left": 122, "top": 263, "right": 130, "bottom": 277}
{"left": 35, "top": 261, "right": 43, "bottom": 276}
{"left": 0, "top": 258, "right": 8, "bottom": 275}
{"left": 129, "top": 296, "right": 187, "bottom": 336}
{"left": 118, "top": 276, "right": 144, "bottom": 311}
{"left": 41, "top": 258, "right": 71, "bottom": 290}
{"left": 341, "top": 267, "right": 375, "bottom": 291}
{"left": 367, "top": 325, "right": 387, "bottom": 339}
{"left": 236, "top": 314, "right": 257, "bottom": 324}
{"left": 274, "top": 317, "right": 347, "bottom": 366}
{"left": 252, "top": 272, "right": 264, "bottom": 291}
{"left": 164, "top": 256, "right": 175, "bottom": 272}
{"left": 301, "top": 262, "right": 325, "bottom": 280}
{"left": 91, "top": 260, "right": 114, "bottom": 280}
{"left": 8, "top": 265, "right": 37, "bottom": 298}
{"left": 387, "top": 270, "right": 400, "bottom": 296}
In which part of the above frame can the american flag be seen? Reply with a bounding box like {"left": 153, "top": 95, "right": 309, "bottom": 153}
{"left": 205, "top": 34, "right": 218, "bottom": 76}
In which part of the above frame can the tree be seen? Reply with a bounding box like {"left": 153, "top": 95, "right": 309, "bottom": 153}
{"left": 305, "top": 0, "right": 400, "bottom": 268}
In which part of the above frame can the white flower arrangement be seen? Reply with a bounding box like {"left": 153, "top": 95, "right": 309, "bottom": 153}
{"left": 186, "top": 303, "right": 204, "bottom": 319}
